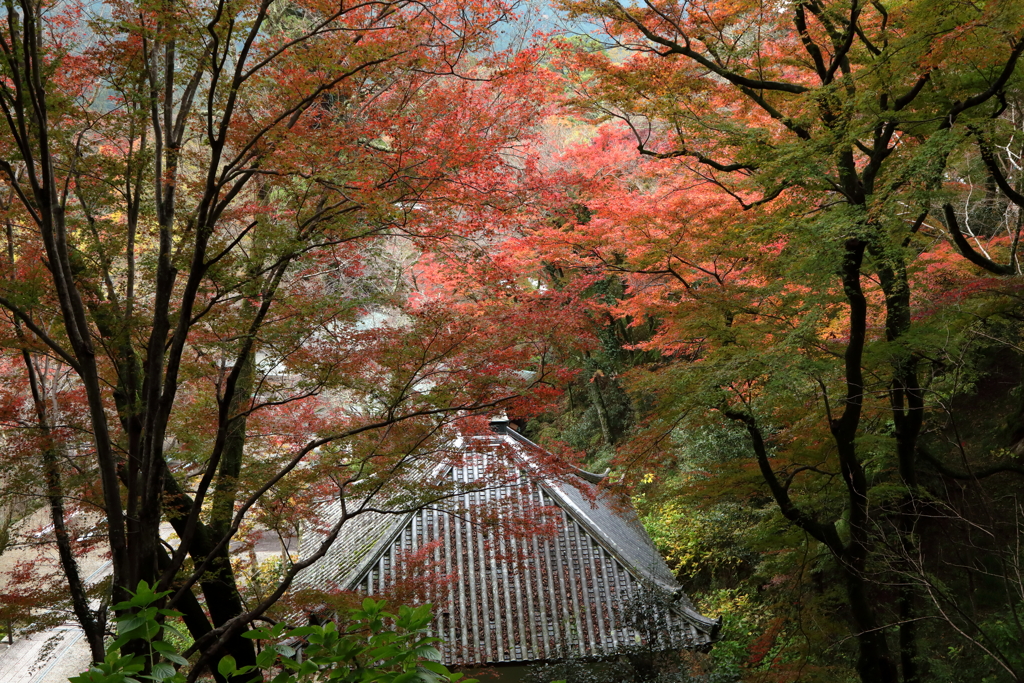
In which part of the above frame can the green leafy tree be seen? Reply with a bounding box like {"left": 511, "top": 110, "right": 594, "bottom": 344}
{"left": 487, "top": 0, "right": 1024, "bottom": 680}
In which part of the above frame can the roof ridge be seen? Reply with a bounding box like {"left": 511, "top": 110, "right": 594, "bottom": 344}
{"left": 502, "top": 431, "right": 678, "bottom": 588}
{"left": 337, "top": 458, "right": 460, "bottom": 590}
{"left": 504, "top": 429, "right": 718, "bottom": 637}
{"left": 340, "top": 509, "right": 416, "bottom": 591}
{"left": 535, "top": 476, "right": 679, "bottom": 591}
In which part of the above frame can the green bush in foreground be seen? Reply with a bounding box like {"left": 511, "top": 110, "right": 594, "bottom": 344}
{"left": 70, "top": 581, "right": 473, "bottom": 683}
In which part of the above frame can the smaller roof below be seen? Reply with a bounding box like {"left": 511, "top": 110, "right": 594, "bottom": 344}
{"left": 297, "top": 428, "right": 720, "bottom": 667}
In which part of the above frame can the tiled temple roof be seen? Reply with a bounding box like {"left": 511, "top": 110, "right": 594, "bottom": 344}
{"left": 296, "top": 427, "right": 720, "bottom": 667}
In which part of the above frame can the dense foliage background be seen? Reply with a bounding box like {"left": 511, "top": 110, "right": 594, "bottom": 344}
{"left": 3, "top": 0, "right": 1024, "bottom": 681}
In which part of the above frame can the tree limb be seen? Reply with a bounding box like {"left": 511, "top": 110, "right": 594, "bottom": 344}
{"left": 942, "top": 203, "right": 1014, "bottom": 275}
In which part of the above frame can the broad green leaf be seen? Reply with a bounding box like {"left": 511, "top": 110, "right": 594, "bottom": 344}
{"left": 412, "top": 645, "right": 441, "bottom": 662}
{"left": 150, "top": 663, "right": 176, "bottom": 681}
{"left": 163, "top": 654, "right": 189, "bottom": 667}
{"left": 116, "top": 615, "right": 146, "bottom": 635}
{"left": 419, "top": 662, "right": 448, "bottom": 674}
{"left": 256, "top": 647, "right": 277, "bottom": 669}
{"left": 273, "top": 643, "right": 296, "bottom": 657}
{"left": 217, "top": 655, "right": 237, "bottom": 678}
{"left": 286, "top": 625, "right": 318, "bottom": 638}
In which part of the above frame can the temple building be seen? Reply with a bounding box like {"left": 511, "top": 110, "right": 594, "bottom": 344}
{"left": 297, "top": 418, "right": 719, "bottom": 676}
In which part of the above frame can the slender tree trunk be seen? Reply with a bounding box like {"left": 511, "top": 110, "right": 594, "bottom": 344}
{"left": 588, "top": 374, "right": 615, "bottom": 446}
{"left": 6, "top": 222, "right": 105, "bottom": 661}
{"left": 876, "top": 252, "right": 924, "bottom": 683}
{"left": 205, "top": 349, "right": 259, "bottom": 682}
{"left": 834, "top": 239, "right": 898, "bottom": 683}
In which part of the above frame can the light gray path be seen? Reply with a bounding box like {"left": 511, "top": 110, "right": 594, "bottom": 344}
{"left": 0, "top": 562, "right": 110, "bottom": 683}
{"left": 0, "top": 626, "right": 88, "bottom": 683}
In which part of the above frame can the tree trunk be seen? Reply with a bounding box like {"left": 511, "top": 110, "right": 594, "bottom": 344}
{"left": 875, "top": 251, "right": 923, "bottom": 683}
{"left": 162, "top": 469, "right": 258, "bottom": 682}
{"left": 844, "top": 558, "right": 899, "bottom": 683}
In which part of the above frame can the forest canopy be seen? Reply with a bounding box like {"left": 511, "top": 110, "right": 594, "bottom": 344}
{"left": 1, "top": 0, "right": 1024, "bottom": 681}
